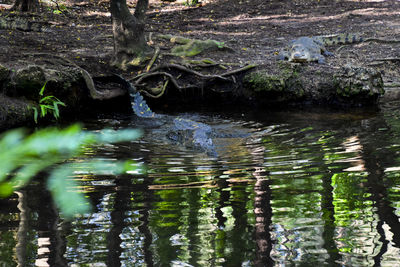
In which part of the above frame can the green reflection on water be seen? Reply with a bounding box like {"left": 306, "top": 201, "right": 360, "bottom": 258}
{"left": 331, "top": 172, "right": 370, "bottom": 227}
{"left": 3, "top": 107, "right": 400, "bottom": 266}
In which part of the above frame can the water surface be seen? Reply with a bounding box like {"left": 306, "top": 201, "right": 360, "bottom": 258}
{"left": 1, "top": 103, "right": 400, "bottom": 266}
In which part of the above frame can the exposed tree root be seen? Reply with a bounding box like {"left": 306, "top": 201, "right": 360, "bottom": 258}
{"left": 22, "top": 35, "right": 256, "bottom": 103}
{"left": 151, "top": 63, "right": 231, "bottom": 81}
{"left": 21, "top": 52, "right": 120, "bottom": 100}
{"left": 133, "top": 60, "right": 257, "bottom": 99}
{"left": 133, "top": 71, "right": 199, "bottom": 94}
{"left": 103, "top": 32, "right": 259, "bottom": 101}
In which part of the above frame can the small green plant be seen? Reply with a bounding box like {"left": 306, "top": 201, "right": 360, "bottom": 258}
{"left": 47, "top": 0, "right": 68, "bottom": 14}
{"left": 0, "top": 124, "right": 142, "bottom": 218}
{"left": 185, "top": 0, "right": 199, "bottom": 6}
{"left": 32, "top": 81, "right": 66, "bottom": 123}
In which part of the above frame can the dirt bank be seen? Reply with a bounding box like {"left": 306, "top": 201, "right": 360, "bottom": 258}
{"left": 0, "top": 0, "right": 399, "bottom": 127}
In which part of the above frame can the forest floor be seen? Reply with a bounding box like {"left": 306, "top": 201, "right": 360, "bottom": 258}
{"left": 0, "top": 0, "right": 400, "bottom": 102}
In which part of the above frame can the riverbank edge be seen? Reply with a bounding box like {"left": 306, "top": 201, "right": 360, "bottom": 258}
{"left": 0, "top": 56, "right": 390, "bottom": 130}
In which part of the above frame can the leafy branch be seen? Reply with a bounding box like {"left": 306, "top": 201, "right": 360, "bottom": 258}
{"left": 0, "top": 124, "right": 142, "bottom": 218}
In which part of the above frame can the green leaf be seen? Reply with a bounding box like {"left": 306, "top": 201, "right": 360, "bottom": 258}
{"left": 52, "top": 100, "right": 66, "bottom": 119}
{"left": 10, "top": 159, "right": 56, "bottom": 189}
{"left": 40, "top": 95, "right": 56, "bottom": 103}
{"left": 37, "top": 95, "right": 66, "bottom": 121}
{"left": 74, "top": 160, "right": 140, "bottom": 176}
{"left": 32, "top": 106, "right": 38, "bottom": 123}
{"left": 0, "top": 129, "right": 26, "bottom": 182}
{"left": 59, "top": 4, "right": 67, "bottom": 11}
{"left": 96, "top": 129, "right": 142, "bottom": 143}
{"left": 0, "top": 124, "right": 142, "bottom": 217}
{"left": 217, "top": 41, "right": 225, "bottom": 48}
{"left": 124, "top": 160, "right": 139, "bottom": 173}
{"left": 39, "top": 81, "right": 47, "bottom": 96}
{"left": 53, "top": 103, "right": 60, "bottom": 119}
{"left": 0, "top": 128, "right": 25, "bottom": 149}
{"left": 40, "top": 104, "right": 52, "bottom": 117}
{"left": 0, "top": 182, "right": 13, "bottom": 198}
{"left": 47, "top": 166, "right": 91, "bottom": 218}
{"left": 54, "top": 100, "right": 66, "bottom": 107}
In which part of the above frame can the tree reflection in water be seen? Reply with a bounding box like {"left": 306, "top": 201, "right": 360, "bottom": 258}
{"left": 2, "top": 107, "right": 400, "bottom": 266}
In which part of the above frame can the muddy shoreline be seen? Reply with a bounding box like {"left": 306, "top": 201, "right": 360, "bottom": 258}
{"left": 0, "top": 0, "right": 399, "bottom": 129}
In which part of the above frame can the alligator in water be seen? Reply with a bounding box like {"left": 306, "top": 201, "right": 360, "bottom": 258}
{"left": 166, "top": 117, "right": 217, "bottom": 155}
{"left": 108, "top": 74, "right": 246, "bottom": 156}
{"left": 278, "top": 33, "right": 363, "bottom": 63}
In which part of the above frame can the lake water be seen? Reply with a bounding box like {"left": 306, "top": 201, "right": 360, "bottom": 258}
{"left": 1, "top": 102, "right": 400, "bottom": 266}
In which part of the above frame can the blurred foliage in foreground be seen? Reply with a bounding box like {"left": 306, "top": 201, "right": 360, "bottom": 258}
{"left": 0, "top": 124, "right": 142, "bottom": 218}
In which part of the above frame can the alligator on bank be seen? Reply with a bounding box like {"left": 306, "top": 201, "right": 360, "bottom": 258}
{"left": 278, "top": 33, "right": 363, "bottom": 63}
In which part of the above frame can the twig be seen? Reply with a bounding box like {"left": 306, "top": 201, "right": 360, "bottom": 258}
{"left": 384, "top": 83, "right": 400, "bottom": 88}
{"left": 147, "top": 32, "right": 154, "bottom": 45}
{"left": 363, "top": 38, "right": 400, "bottom": 44}
{"left": 130, "top": 72, "right": 147, "bottom": 81}
{"left": 336, "top": 38, "right": 400, "bottom": 53}
{"left": 220, "top": 64, "right": 257, "bottom": 77}
{"left": 371, "top": 57, "right": 400, "bottom": 62}
{"left": 156, "top": 34, "right": 191, "bottom": 44}
{"left": 91, "top": 34, "right": 113, "bottom": 41}
{"left": 145, "top": 46, "right": 160, "bottom": 72}
{"left": 183, "top": 58, "right": 228, "bottom": 69}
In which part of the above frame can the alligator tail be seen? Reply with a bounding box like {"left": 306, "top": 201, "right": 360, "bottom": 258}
{"left": 318, "top": 33, "right": 363, "bottom": 45}
{"left": 130, "top": 91, "right": 157, "bottom": 118}
{"left": 112, "top": 73, "right": 157, "bottom": 118}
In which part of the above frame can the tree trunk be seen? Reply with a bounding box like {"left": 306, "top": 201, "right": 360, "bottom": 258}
{"left": 12, "top": 0, "right": 39, "bottom": 12}
{"left": 110, "top": 0, "right": 151, "bottom": 69}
